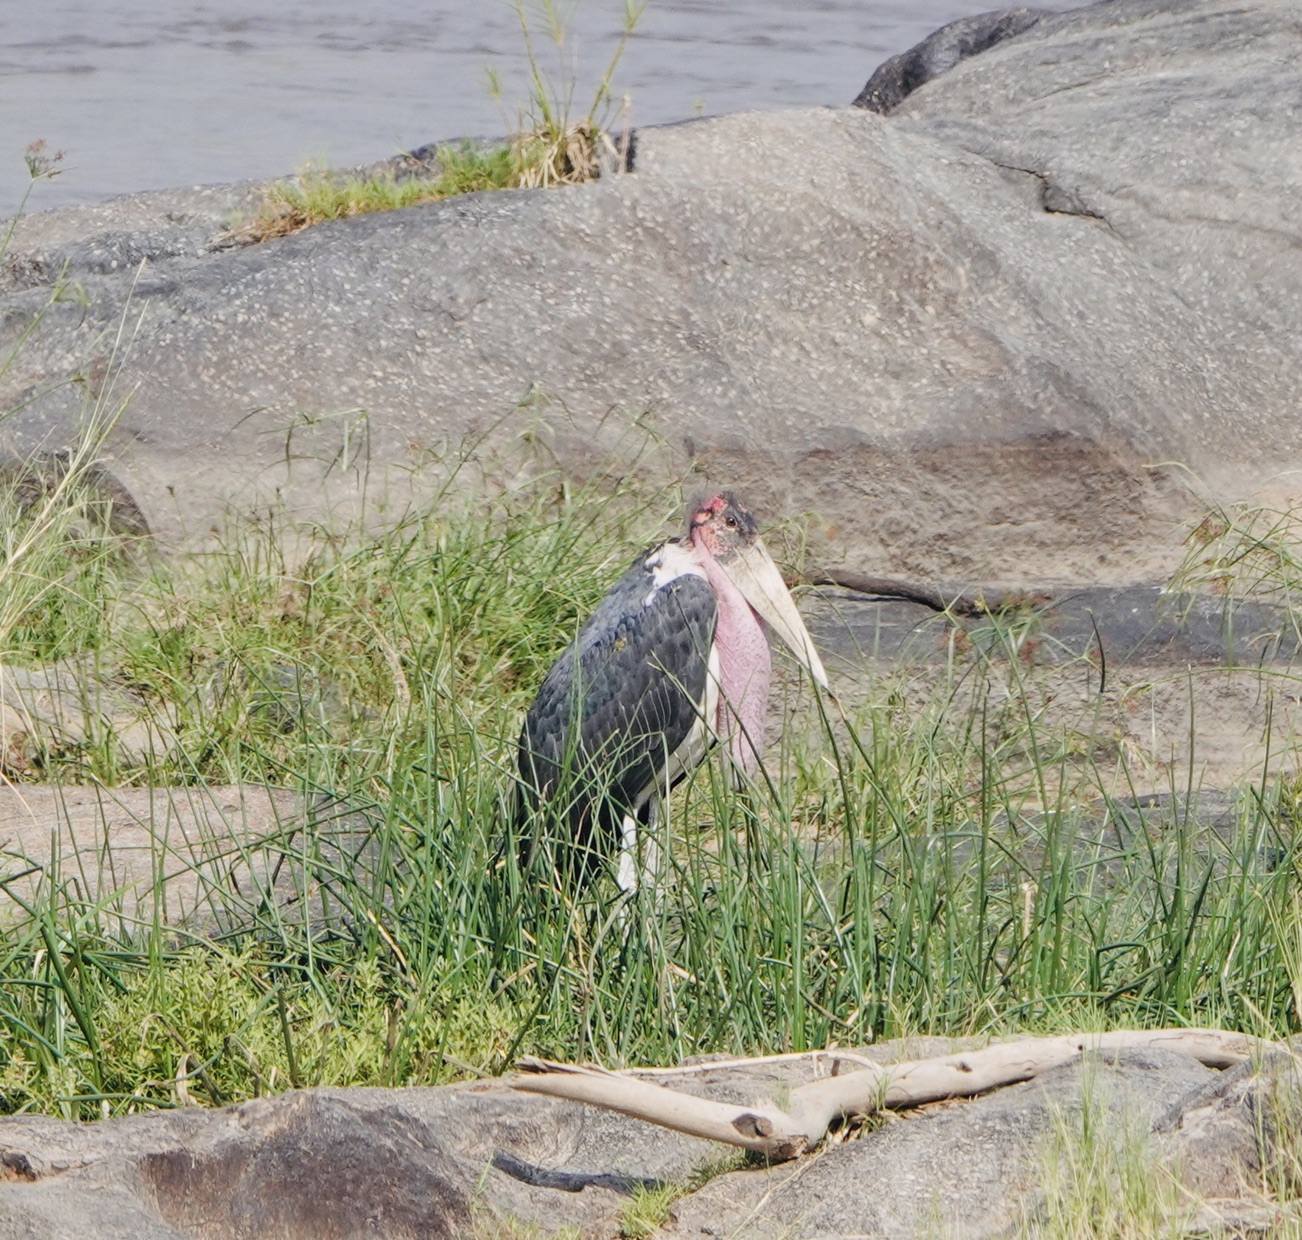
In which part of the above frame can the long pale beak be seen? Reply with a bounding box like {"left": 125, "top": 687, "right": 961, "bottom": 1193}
{"left": 725, "top": 537, "right": 831, "bottom": 691}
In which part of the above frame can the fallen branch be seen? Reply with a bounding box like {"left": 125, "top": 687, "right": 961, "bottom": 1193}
{"left": 513, "top": 1028, "right": 1269, "bottom": 1162}
{"left": 798, "top": 570, "right": 990, "bottom": 616}
{"left": 626, "top": 1047, "right": 881, "bottom": 1076}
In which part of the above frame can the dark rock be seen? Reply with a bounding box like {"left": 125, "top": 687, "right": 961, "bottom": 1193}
{"left": 809, "top": 584, "right": 1302, "bottom": 669}
{"left": 852, "top": 7, "right": 1047, "bottom": 113}
{"left": 802, "top": 578, "right": 1302, "bottom": 793}
{"left": 0, "top": 451, "right": 151, "bottom": 539}
{"left": 136, "top": 1094, "right": 475, "bottom": 1240}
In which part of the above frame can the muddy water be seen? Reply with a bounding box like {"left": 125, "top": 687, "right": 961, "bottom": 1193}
{"left": 2, "top": 0, "right": 1082, "bottom": 219}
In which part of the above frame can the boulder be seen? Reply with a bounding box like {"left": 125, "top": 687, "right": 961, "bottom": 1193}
{"left": 0, "top": 1039, "right": 1293, "bottom": 1238}
{"left": 0, "top": 0, "right": 1298, "bottom": 588}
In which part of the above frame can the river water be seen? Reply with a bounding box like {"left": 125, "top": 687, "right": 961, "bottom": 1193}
{"left": 1, "top": 1, "right": 1080, "bottom": 220}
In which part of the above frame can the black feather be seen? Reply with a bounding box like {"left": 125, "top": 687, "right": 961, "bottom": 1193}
{"left": 517, "top": 549, "right": 717, "bottom": 867}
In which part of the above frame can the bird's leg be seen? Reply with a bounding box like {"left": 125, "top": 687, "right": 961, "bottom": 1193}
{"left": 642, "top": 795, "right": 663, "bottom": 892}
{"left": 617, "top": 811, "right": 640, "bottom": 895}
{"left": 617, "top": 797, "right": 666, "bottom": 906}
{"left": 614, "top": 808, "right": 652, "bottom": 946}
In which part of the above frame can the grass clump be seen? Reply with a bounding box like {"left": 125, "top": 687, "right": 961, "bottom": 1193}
{"left": 1178, "top": 502, "right": 1302, "bottom": 610}
{"left": 0, "top": 462, "right": 133, "bottom": 662}
{"left": 2, "top": 140, "right": 64, "bottom": 245}
{"left": 22, "top": 468, "right": 661, "bottom": 785}
{"left": 619, "top": 1180, "right": 679, "bottom": 1237}
{"left": 234, "top": 0, "right": 643, "bottom": 242}
{"left": 471, "top": 1210, "right": 581, "bottom": 1240}
{"left": 493, "top": 0, "right": 643, "bottom": 189}
{"left": 1252, "top": 1053, "right": 1302, "bottom": 1222}
{"left": 233, "top": 142, "right": 523, "bottom": 243}
{"left": 1017, "top": 1072, "right": 1189, "bottom": 1239}
{"left": 613, "top": 1152, "right": 748, "bottom": 1239}
{"left": 0, "top": 947, "right": 525, "bottom": 1116}
{"left": 0, "top": 139, "right": 144, "bottom": 703}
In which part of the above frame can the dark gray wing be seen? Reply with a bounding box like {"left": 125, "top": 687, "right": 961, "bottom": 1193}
{"left": 518, "top": 552, "right": 717, "bottom": 841}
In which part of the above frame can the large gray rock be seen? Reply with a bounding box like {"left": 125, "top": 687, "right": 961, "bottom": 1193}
{"left": 2, "top": 0, "right": 1299, "bottom": 588}
{"left": 0, "top": 1041, "right": 1292, "bottom": 1238}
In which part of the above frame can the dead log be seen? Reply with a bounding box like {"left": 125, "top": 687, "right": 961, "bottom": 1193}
{"left": 513, "top": 1028, "right": 1271, "bottom": 1162}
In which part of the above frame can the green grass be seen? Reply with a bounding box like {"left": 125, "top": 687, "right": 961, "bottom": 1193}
{"left": 619, "top": 1180, "right": 679, "bottom": 1238}
{"left": 492, "top": 0, "right": 643, "bottom": 189}
{"left": 232, "top": 143, "right": 527, "bottom": 243}
{"left": 612, "top": 1152, "right": 748, "bottom": 1238}
{"left": 2, "top": 460, "right": 1302, "bottom": 1128}
{"left": 471, "top": 1210, "right": 582, "bottom": 1240}
{"left": 1264, "top": 998, "right": 1302, "bottom": 1238}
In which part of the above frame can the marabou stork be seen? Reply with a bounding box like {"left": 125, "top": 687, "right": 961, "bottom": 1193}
{"left": 516, "top": 492, "right": 829, "bottom": 891}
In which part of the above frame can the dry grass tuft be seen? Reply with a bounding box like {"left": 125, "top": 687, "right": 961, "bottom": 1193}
{"left": 514, "top": 121, "right": 605, "bottom": 189}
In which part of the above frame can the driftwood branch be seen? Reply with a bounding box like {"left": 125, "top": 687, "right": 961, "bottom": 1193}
{"left": 626, "top": 1047, "right": 881, "bottom": 1076}
{"left": 798, "top": 570, "right": 990, "bottom": 616}
{"left": 513, "top": 1029, "right": 1269, "bottom": 1162}
{"left": 514, "top": 1057, "right": 802, "bottom": 1160}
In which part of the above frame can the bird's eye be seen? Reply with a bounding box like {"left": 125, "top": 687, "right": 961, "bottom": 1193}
{"left": 725, "top": 515, "right": 737, "bottom": 528}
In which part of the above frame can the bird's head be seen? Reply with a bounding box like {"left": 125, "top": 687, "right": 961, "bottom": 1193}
{"left": 687, "top": 492, "right": 830, "bottom": 692}
{"left": 687, "top": 492, "right": 760, "bottom": 560}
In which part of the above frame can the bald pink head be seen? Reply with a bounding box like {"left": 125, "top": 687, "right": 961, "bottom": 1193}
{"left": 687, "top": 492, "right": 760, "bottom": 563}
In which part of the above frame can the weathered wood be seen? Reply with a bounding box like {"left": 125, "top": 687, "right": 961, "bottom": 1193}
{"left": 515, "top": 1057, "right": 808, "bottom": 1159}
{"left": 513, "top": 1029, "right": 1271, "bottom": 1162}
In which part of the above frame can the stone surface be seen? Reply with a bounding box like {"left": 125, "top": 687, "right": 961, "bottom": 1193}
{"left": 0, "top": 784, "right": 382, "bottom": 934}
{"left": 852, "top": 6, "right": 1047, "bottom": 113}
{"left": 667, "top": 1048, "right": 1209, "bottom": 1239}
{"left": 1, "top": 0, "right": 1299, "bottom": 590}
{"left": 806, "top": 582, "right": 1302, "bottom": 790}
{"left": 0, "top": 1040, "right": 1293, "bottom": 1239}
